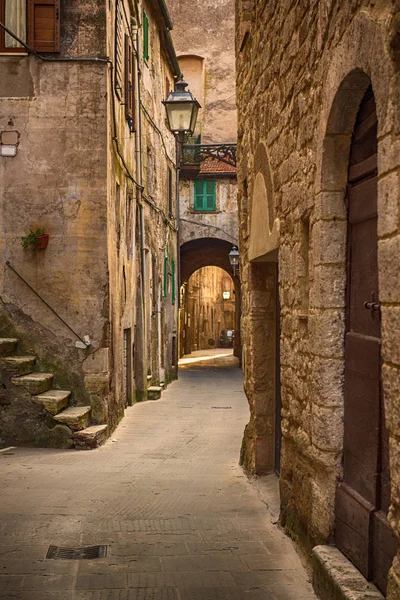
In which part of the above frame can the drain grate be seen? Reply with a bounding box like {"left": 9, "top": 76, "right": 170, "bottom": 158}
{"left": 46, "top": 545, "right": 107, "bottom": 560}
{"left": 211, "top": 406, "right": 232, "bottom": 409}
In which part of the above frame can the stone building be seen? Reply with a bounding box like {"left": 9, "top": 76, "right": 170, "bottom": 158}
{"left": 0, "top": 0, "right": 179, "bottom": 448}
{"left": 236, "top": 1, "right": 400, "bottom": 598}
{"left": 167, "top": 0, "right": 240, "bottom": 358}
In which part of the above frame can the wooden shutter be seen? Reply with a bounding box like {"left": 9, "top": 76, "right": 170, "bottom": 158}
{"left": 114, "top": 7, "right": 124, "bottom": 99}
{"left": 124, "top": 34, "right": 134, "bottom": 126}
{"left": 28, "top": 0, "right": 60, "bottom": 53}
{"left": 194, "top": 180, "right": 204, "bottom": 211}
{"left": 143, "top": 11, "right": 149, "bottom": 61}
{"left": 205, "top": 181, "right": 216, "bottom": 210}
{"left": 163, "top": 255, "right": 168, "bottom": 299}
{"left": 171, "top": 258, "right": 175, "bottom": 305}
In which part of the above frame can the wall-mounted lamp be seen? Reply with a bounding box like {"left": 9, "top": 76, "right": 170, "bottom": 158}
{"left": 228, "top": 246, "right": 239, "bottom": 277}
{"left": 162, "top": 76, "right": 201, "bottom": 146}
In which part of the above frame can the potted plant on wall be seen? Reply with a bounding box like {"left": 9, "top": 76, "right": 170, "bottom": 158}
{"left": 21, "top": 228, "right": 49, "bottom": 250}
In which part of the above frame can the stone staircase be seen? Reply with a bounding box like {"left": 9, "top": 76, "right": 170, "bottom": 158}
{"left": 0, "top": 338, "right": 107, "bottom": 450}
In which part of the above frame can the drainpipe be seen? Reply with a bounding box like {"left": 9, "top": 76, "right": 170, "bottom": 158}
{"left": 132, "top": 20, "right": 148, "bottom": 397}
{"left": 175, "top": 140, "right": 181, "bottom": 377}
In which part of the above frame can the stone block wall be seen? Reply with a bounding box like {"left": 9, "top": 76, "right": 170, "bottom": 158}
{"left": 236, "top": 0, "right": 400, "bottom": 595}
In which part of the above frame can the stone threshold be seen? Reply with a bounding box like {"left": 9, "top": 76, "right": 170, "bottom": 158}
{"left": 313, "top": 545, "right": 384, "bottom": 600}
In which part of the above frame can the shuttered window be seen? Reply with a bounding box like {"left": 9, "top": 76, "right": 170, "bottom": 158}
{"left": 143, "top": 10, "right": 149, "bottom": 62}
{"left": 28, "top": 0, "right": 60, "bottom": 53}
{"left": 163, "top": 255, "right": 168, "bottom": 299}
{"left": 114, "top": 5, "right": 124, "bottom": 99}
{"left": 194, "top": 180, "right": 217, "bottom": 212}
{"left": 171, "top": 258, "right": 176, "bottom": 305}
{"left": 124, "top": 34, "right": 134, "bottom": 130}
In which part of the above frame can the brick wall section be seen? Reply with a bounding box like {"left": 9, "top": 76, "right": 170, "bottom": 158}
{"left": 236, "top": 1, "right": 400, "bottom": 596}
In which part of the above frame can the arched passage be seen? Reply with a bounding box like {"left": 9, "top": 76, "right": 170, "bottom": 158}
{"left": 180, "top": 238, "right": 241, "bottom": 360}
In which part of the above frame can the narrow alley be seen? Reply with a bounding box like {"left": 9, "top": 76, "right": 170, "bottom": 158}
{"left": 0, "top": 352, "right": 315, "bottom": 599}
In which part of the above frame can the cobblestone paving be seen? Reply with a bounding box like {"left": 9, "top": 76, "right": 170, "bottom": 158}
{"left": 0, "top": 351, "right": 316, "bottom": 599}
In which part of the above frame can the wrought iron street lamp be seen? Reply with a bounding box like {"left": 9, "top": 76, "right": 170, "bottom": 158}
{"left": 229, "top": 246, "right": 239, "bottom": 276}
{"left": 163, "top": 77, "right": 201, "bottom": 146}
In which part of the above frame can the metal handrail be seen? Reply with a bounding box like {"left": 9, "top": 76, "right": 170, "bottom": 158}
{"left": 6, "top": 261, "right": 88, "bottom": 346}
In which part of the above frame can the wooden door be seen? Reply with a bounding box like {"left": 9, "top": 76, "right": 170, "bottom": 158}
{"left": 335, "top": 87, "right": 396, "bottom": 594}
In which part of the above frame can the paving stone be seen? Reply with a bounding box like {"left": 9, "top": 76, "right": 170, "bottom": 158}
{"left": 0, "top": 352, "right": 316, "bottom": 599}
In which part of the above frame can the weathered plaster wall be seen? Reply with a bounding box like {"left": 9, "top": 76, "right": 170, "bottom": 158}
{"left": 0, "top": 57, "right": 108, "bottom": 406}
{"left": 140, "top": 0, "right": 179, "bottom": 387}
{"left": 236, "top": 0, "right": 400, "bottom": 595}
{"left": 179, "top": 177, "right": 238, "bottom": 246}
{"left": 168, "top": 0, "right": 237, "bottom": 143}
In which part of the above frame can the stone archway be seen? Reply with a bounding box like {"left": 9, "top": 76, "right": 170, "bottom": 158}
{"left": 180, "top": 237, "right": 241, "bottom": 359}
{"left": 314, "top": 68, "right": 397, "bottom": 595}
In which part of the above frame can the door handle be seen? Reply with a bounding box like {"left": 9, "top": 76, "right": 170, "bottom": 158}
{"left": 364, "top": 292, "right": 381, "bottom": 312}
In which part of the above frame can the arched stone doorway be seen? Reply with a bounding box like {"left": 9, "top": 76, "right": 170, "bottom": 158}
{"left": 333, "top": 84, "right": 396, "bottom": 595}
{"left": 180, "top": 237, "right": 241, "bottom": 360}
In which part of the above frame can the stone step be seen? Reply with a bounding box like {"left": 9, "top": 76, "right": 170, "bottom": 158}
{"left": 11, "top": 372, "right": 54, "bottom": 395}
{"left": 0, "top": 355, "right": 36, "bottom": 376}
{"left": 53, "top": 406, "right": 91, "bottom": 431}
{"left": 33, "top": 390, "right": 71, "bottom": 415}
{"left": 0, "top": 338, "right": 18, "bottom": 356}
{"left": 147, "top": 386, "right": 162, "bottom": 400}
{"left": 73, "top": 424, "right": 108, "bottom": 449}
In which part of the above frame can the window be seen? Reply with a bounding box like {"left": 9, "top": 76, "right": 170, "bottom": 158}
{"left": 124, "top": 34, "right": 135, "bottom": 130}
{"left": 163, "top": 254, "right": 168, "bottom": 299}
{"left": 114, "top": 5, "right": 124, "bottom": 98}
{"left": 171, "top": 258, "right": 175, "bottom": 305}
{"left": 194, "top": 180, "right": 217, "bottom": 212}
{"left": 1, "top": 0, "right": 60, "bottom": 54}
{"left": 143, "top": 10, "right": 149, "bottom": 62}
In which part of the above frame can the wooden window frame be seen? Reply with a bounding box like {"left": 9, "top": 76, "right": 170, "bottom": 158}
{"left": 0, "top": 0, "right": 26, "bottom": 53}
{"left": 124, "top": 33, "right": 135, "bottom": 131}
{"left": 168, "top": 167, "right": 173, "bottom": 217}
{"left": 193, "top": 180, "right": 217, "bottom": 212}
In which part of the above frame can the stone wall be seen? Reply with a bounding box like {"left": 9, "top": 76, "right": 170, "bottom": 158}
{"left": 236, "top": 0, "right": 400, "bottom": 596}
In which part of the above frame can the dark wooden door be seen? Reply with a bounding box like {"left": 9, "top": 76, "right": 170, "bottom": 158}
{"left": 335, "top": 87, "right": 396, "bottom": 594}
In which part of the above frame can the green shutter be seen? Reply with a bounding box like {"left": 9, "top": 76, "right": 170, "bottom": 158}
{"left": 171, "top": 258, "right": 175, "bottom": 305}
{"left": 205, "top": 181, "right": 216, "bottom": 210}
{"left": 163, "top": 255, "right": 167, "bottom": 298}
{"left": 194, "top": 180, "right": 204, "bottom": 211}
{"left": 143, "top": 11, "right": 149, "bottom": 61}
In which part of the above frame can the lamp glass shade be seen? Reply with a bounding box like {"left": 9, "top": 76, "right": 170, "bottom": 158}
{"left": 165, "top": 102, "right": 194, "bottom": 133}
{"left": 163, "top": 83, "right": 201, "bottom": 135}
{"left": 229, "top": 246, "right": 239, "bottom": 267}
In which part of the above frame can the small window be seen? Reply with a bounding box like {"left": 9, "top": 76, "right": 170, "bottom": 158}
{"left": 171, "top": 258, "right": 175, "bottom": 305}
{"left": 143, "top": 10, "right": 149, "bottom": 62}
{"left": 163, "top": 254, "right": 168, "bottom": 299}
{"left": 194, "top": 180, "right": 216, "bottom": 212}
{"left": 124, "top": 34, "right": 135, "bottom": 131}
{"left": 1, "top": 0, "right": 60, "bottom": 54}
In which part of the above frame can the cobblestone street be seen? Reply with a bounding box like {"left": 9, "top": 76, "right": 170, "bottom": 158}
{"left": 0, "top": 351, "right": 316, "bottom": 599}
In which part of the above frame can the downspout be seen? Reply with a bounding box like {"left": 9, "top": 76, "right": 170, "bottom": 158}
{"left": 132, "top": 20, "right": 148, "bottom": 397}
{"left": 175, "top": 140, "right": 181, "bottom": 377}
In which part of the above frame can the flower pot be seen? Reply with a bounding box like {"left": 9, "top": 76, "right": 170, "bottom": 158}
{"left": 35, "top": 234, "right": 49, "bottom": 249}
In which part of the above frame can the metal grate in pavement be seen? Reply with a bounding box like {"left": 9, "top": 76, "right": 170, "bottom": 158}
{"left": 46, "top": 544, "right": 107, "bottom": 560}
{"left": 211, "top": 406, "right": 232, "bottom": 409}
